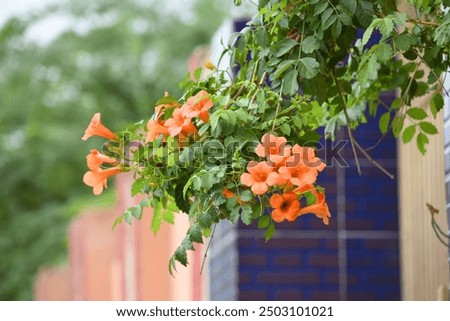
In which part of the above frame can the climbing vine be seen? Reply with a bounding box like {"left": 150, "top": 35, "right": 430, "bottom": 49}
{"left": 81, "top": 0, "right": 450, "bottom": 271}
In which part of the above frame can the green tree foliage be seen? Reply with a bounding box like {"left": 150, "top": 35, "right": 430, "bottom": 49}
{"left": 0, "top": 0, "right": 226, "bottom": 300}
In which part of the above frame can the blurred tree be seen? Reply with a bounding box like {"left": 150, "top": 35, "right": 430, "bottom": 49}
{"left": 0, "top": 0, "right": 227, "bottom": 300}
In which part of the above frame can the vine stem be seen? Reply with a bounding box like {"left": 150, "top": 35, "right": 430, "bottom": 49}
{"left": 399, "top": 62, "right": 421, "bottom": 109}
{"left": 331, "top": 70, "right": 395, "bottom": 179}
{"left": 331, "top": 70, "right": 362, "bottom": 176}
{"left": 407, "top": 19, "right": 439, "bottom": 27}
{"left": 414, "top": 50, "right": 450, "bottom": 97}
{"left": 271, "top": 84, "right": 283, "bottom": 133}
{"left": 353, "top": 140, "right": 395, "bottom": 179}
{"left": 200, "top": 223, "right": 217, "bottom": 275}
{"left": 249, "top": 71, "right": 268, "bottom": 107}
{"left": 427, "top": 202, "right": 450, "bottom": 248}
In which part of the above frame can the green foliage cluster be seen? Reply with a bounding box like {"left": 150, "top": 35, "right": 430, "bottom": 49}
{"left": 0, "top": 0, "right": 226, "bottom": 300}
{"left": 101, "top": 0, "right": 450, "bottom": 271}
{"left": 232, "top": 0, "right": 449, "bottom": 155}
{"left": 107, "top": 71, "right": 329, "bottom": 273}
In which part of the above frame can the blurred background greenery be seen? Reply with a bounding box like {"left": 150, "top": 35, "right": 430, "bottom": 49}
{"left": 0, "top": 0, "right": 227, "bottom": 300}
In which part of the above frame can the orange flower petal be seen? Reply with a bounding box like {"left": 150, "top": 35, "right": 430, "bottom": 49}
{"left": 199, "top": 111, "right": 210, "bottom": 122}
{"left": 146, "top": 119, "right": 169, "bottom": 143}
{"left": 266, "top": 172, "right": 287, "bottom": 186}
{"left": 269, "top": 193, "right": 284, "bottom": 208}
{"left": 271, "top": 208, "right": 285, "bottom": 223}
{"left": 82, "top": 113, "right": 116, "bottom": 141}
{"left": 255, "top": 143, "right": 266, "bottom": 157}
{"left": 251, "top": 182, "right": 268, "bottom": 195}
{"left": 222, "top": 188, "right": 236, "bottom": 199}
{"left": 240, "top": 173, "right": 256, "bottom": 186}
{"left": 87, "top": 149, "right": 116, "bottom": 171}
{"left": 83, "top": 167, "right": 122, "bottom": 195}
{"left": 283, "top": 192, "right": 298, "bottom": 202}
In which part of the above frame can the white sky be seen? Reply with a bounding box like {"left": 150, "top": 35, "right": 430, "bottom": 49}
{"left": 0, "top": 0, "right": 200, "bottom": 44}
{"left": 0, "top": 0, "right": 69, "bottom": 43}
{"left": 0, "top": 0, "right": 57, "bottom": 25}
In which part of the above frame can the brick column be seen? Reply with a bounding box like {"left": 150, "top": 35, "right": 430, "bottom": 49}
{"left": 34, "top": 265, "right": 72, "bottom": 300}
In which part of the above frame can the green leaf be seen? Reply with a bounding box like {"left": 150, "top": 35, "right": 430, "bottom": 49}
{"left": 155, "top": 95, "right": 178, "bottom": 106}
{"left": 416, "top": 132, "right": 429, "bottom": 155}
{"left": 394, "top": 12, "right": 408, "bottom": 26}
{"left": 151, "top": 203, "right": 162, "bottom": 234}
{"left": 406, "top": 107, "right": 427, "bottom": 120}
{"left": 175, "top": 178, "right": 191, "bottom": 214}
{"left": 378, "top": 112, "right": 390, "bottom": 134}
{"left": 188, "top": 224, "right": 203, "bottom": 244}
{"left": 193, "top": 67, "right": 202, "bottom": 80}
{"left": 305, "top": 191, "right": 316, "bottom": 205}
{"left": 402, "top": 125, "right": 415, "bottom": 144}
{"left": 199, "top": 212, "right": 212, "bottom": 228}
{"left": 392, "top": 116, "right": 404, "bottom": 138}
{"left": 124, "top": 210, "right": 133, "bottom": 225}
{"left": 321, "top": 8, "right": 333, "bottom": 23}
{"left": 273, "top": 59, "right": 295, "bottom": 79}
{"left": 302, "top": 36, "right": 320, "bottom": 54}
{"left": 430, "top": 93, "right": 444, "bottom": 118}
{"left": 168, "top": 257, "right": 177, "bottom": 276}
{"left": 361, "top": 24, "right": 375, "bottom": 47}
{"left": 376, "top": 43, "right": 392, "bottom": 62}
{"left": 257, "top": 215, "right": 271, "bottom": 229}
{"left": 163, "top": 209, "right": 175, "bottom": 224}
{"left": 356, "top": 1, "right": 374, "bottom": 28}
{"left": 174, "top": 246, "right": 188, "bottom": 266}
{"left": 394, "top": 33, "right": 414, "bottom": 51}
{"left": 131, "top": 178, "right": 146, "bottom": 196}
{"left": 182, "top": 238, "right": 194, "bottom": 251}
{"left": 283, "top": 69, "right": 299, "bottom": 95}
{"left": 230, "top": 207, "right": 240, "bottom": 223}
{"left": 419, "top": 121, "right": 438, "bottom": 135}
{"left": 265, "top": 222, "right": 276, "bottom": 242}
{"left": 256, "top": 28, "right": 268, "bottom": 47}
{"left": 140, "top": 198, "right": 150, "bottom": 207}
{"left": 239, "top": 190, "right": 253, "bottom": 202}
{"left": 299, "top": 57, "right": 320, "bottom": 80}
{"left": 322, "top": 9, "right": 337, "bottom": 30}
{"left": 203, "top": 227, "right": 211, "bottom": 238}
{"left": 331, "top": 21, "right": 342, "bottom": 38}
{"left": 379, "top": 17, "right": 394, "bottom": 39}
{"left": 340, "top": 0, "right": 357, "bottom": 14}
{"left": 276, "top": 38, "right": 298, "bottom": 57}
{"left": 131, "top": 204, "right": 143, "bottom": 220}
{"left": 390, "top": 97, "right": 402, "bottom": 110}
{"left": 198, "top": 123, "right": 210, "bottom": 136}
{"left": 240, "top": 205, "right": 253, "bottom": 225}
{"left": 201, "top": 172, "right": 214, "bottom": 189}
{"left": 112, "top": 214, "right": 124, "bottom": 231}
{"left": 314, "top": 1, "right": 329, "bottom": 16}
{"left": 280, "top": 123, "right": 291, "bottom": 136}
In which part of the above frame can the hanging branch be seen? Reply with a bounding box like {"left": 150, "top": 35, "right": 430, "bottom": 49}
{"left": 426, "top": 202, "right": 449, "bottom": 248}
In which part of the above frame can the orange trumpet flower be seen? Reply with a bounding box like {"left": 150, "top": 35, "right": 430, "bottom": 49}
{"left": 86, "top": 149, "right": 116, "bottom": 171}
{"left": 269, "top": 192, "right": 300, "bottom": 222}
{"left": 255, "top": 133, "right": 291, "bottom": 167}
{"left": 164, "top": 108, "right": 198, "bottom": 137}
{"left": 81, "top": 113, "right": 116, "bottom": 141}
{"left": 182, "top": 90, "right": 214, "bottom": 122}
{"left": 285, "top": 144, "right": 326, "bottom": 171}
{"left": 240, "top": 161, "right": 278, "bottom": 195}
{"left": 146, "top": 119, "right": 170, "bottom": 143}
{"left": 295, "top": 190, "right": 331, "bottom": 225}
{"left": 83, "top": 166, "right": 122, "bottom": 195}
{"left": 279, "top": 144, "right": 325, "bottom": 187}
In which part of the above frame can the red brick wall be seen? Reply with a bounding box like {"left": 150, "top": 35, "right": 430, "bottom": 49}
{"left": 34, "top": 173, "right": 205, "bottom": 300}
